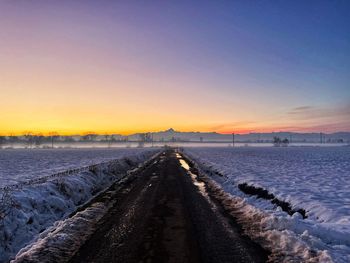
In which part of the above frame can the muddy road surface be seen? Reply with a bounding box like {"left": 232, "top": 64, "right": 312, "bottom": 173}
{"left": 69, "top": 149, "right": 268, "bottom": 263}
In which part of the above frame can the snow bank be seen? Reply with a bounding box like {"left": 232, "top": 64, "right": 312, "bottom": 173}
{"left": 183, "top": 147, "right": 350, "bottom": 263}
{"left": 0, "top": 149, "right": 159, "bottom": 262}
{"left": 12, "top": 202, "right": 108, "bottom": 263}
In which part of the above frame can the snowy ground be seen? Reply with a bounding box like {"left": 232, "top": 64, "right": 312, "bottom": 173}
{"left": 183, "top": 146, "right": 350, "bottom": 263}
{"left": 0, "top": 148, "right": 159, "bottom": 262}
{"left": 0, "top": 148, "right": 156, "bottom": 187}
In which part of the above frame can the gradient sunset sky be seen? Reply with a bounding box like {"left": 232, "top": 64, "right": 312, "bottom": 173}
{"left": 1, "top": 1, "right": 349, "bottom": 135}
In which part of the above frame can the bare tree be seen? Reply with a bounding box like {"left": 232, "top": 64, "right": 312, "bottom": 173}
{"left": 64, "top": 136, "right": 74, "bottom": 142}
{"left": 24, "top": 132, "right": 34, "bottom": 148}
{"left": 34, "top": 134, "right": 44, "bottom": 148}
{"left": 48, "top": 132, "right": 59, "bottom": 148}
{"left": 139, "top": 133, "right": 152, "bottom": 142}
{"left": 273, "top": 136, "right": 289, "bottom": 147}
{"left": 8, "top": 133, "right": 18, "bottom": 148}
{"left": 0, "top": 136, "right": 6, "bottom": 149}
{"left": 81, "top": 133, "right": 97, "bottom": 142}
{"left": 282, "top": 138, "right": 289, "bottom": 147}
{"left": 104, "top": 135, "right": 113, "bottom": 148}
{"left": 138, "top": 134, "right": 146, "bottom": 148}
{"left": 273, "top": 136, "right": 281, "bottom": 147}
{"left": 109, "top": 135, "right": 115, "bottom": 148}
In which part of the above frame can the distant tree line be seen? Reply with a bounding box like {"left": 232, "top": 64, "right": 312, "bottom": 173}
{"left": 0, "top": 134, "right": 132, "bottom": 148}
{"left": 0, "top": 133, "right": 348, "bottom": 149}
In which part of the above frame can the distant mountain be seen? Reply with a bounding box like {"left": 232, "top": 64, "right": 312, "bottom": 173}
{"left": 127, "top": 128, "right": 350, "bottom": 143}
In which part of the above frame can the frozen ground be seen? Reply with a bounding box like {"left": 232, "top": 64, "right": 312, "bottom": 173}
{"left": 0, "top": 148, "right": 156, "bottom": 187}
{"left": 184, "top": 146, "right": 350, "bottom": 263}
{"left": 0, "top": 148, "right": 159, "bottom": 262}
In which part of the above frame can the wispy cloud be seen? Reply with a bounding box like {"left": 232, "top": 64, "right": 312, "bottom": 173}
{"left": 287, "top": 104, "right": 350, "bottom": 120}
{"left": 209, "top": 105, "right": 350, "bottom": 134}
{"left": 288, "top": 106, "right": 313, "bottom": 113}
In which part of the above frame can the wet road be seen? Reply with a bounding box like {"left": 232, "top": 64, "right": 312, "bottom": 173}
{"left": 69, "top": 149, "right": 268, "bottom": 263}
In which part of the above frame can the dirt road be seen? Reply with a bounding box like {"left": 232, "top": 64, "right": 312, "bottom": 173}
{"left": 69, "top": 149, "right": 268, "bottom": 263}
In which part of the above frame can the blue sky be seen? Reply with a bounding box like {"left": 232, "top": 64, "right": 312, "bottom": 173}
{"left": 0, "top": 1, "right": 349, "bottom": 134}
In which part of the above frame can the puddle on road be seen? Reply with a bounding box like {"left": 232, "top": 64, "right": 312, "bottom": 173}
{"left": 175, "top": 154, "right": 248, "bottom": 243}
{"left": 176, "top": 153, "right": 207, "bottom": 197}
{"left": 179, "top": 159, "right": 190, "bottom": 171}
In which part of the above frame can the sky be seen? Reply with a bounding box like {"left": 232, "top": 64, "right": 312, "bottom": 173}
{"left": 0, "top": 1, "right": 349, "bottom": 135}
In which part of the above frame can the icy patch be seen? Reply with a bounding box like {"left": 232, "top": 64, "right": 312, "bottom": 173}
{"left": 182, "top": 147, "right": 350, "bottom": 263}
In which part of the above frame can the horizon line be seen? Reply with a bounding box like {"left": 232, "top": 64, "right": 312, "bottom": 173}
{"left": 1, "top": 129, "right": 349, "bottom": 137}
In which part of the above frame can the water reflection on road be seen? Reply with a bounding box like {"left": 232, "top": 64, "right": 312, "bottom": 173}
{"left": 176, "top": 153, "right": 207, "bottom": 197}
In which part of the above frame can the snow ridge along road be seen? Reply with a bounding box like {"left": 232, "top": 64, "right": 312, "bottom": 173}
{"left": 14, "top": 148, "right": 269, "bottom": 263}
{"left": 183, "top": 147, "right": 349, "bottom": 262}
{"left": 2, "top": 149, "right": 159, "bottom": 263}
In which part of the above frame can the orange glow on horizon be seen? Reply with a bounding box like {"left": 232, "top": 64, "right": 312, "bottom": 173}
{"left": 1, "top": 123, "right": 347, "bottom": 136}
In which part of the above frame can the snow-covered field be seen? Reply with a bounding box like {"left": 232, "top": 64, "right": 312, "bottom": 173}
{"left": 183, "top": 146, "right": 350, "bottom": 263}
{"left": 0, "top": 148, "right": 157, "bottom": 187}
{"left": 0, "top": 148, "right": 159, "bottom": 262}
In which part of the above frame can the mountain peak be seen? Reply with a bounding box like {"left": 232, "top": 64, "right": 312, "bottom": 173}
{"left": 165, "top": 128, "right": 176, "bottom": 133}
